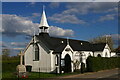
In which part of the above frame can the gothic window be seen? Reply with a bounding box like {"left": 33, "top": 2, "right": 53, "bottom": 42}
{"left": 105, "top": 52, "right": 108, "bottom": 57}
{"left": 88, "top": 53, "right": 91, "bottom": 57}
{"left": 55, "top": 55, "right": 58, "bottom": 66}
{"left": 34, "top": 43, "right": 39, "bottom": 61}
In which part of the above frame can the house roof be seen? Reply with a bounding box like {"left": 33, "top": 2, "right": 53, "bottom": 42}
{"left": 34, "top": 33, "right": 106, "bottom": 53}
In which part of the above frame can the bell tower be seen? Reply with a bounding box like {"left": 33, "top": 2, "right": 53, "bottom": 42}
{"left": 39, "top": 6, "right": 49, "bottom": 33}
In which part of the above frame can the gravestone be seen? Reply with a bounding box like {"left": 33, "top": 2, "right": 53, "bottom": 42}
{"left": 16, "top": 51, "right": 27, "bottom": 78}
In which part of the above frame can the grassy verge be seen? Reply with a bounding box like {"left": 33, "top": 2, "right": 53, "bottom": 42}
{"left": 2, "top": 71, "right": 81, "bottom": 79}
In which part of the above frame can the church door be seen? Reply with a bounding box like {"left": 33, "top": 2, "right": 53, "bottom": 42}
{"left": 64, "top": 54, "right": 71, "bottom": 73}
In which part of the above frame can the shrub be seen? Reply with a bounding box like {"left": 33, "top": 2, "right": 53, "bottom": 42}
{"left": 2, "top": 56, "right": 19, "bottom": 73}
{"left": 2, "top": 60, "right": 19, "bottom": 73}
{"left": 86, "top": 57, "right": 120, "bottom": 72}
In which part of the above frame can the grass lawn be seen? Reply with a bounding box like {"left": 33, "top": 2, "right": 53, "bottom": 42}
{"left": 2, "top": 71, "right": 81, "bottom": 79}
{"left": 2, "top": 56, "right": 81, "bottom": 79}
{"left": 2, "top": 72, "right": 17, "bottom": 78}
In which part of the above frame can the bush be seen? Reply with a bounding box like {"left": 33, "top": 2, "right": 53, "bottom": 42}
{"left": 86, "top": 57, "right": 120, "bottom": 72}
{"left": 2, "top": 60, "right": 19, "bottom": 73}
{"left": 2, "top": 56, "right": 19, "bottom": 73}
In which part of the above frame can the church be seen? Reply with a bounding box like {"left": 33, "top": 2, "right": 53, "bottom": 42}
{"left": 24, "top": 8, "right": 113, "bottom": 73}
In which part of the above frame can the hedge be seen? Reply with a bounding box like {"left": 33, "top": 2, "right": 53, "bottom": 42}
{"left": 2, "top": 56, "right": 20, "bottom": 73}
{"left": 86, "top": 56, "right": 120, "bottom": 72}
{"left": 2, "top": 60, "right": 19, "bottom": 73}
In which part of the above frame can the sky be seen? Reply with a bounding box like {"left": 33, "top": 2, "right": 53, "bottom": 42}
{"left": 1, "top": 2, "right": 119, "bottom": 56}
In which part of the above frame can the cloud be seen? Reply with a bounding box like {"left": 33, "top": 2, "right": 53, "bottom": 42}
{"left": 32, "top": 13, "right": 41, "bottom": 17}
{"left": 111, "top": 34, "right": 120, "bottom": 46}
{"left": 1, "top": 14, "right": 39, "bottom": 37}
{"left": 29, "top": 2, "right": 36, "bottom": 5}
{"left": 1, "top": 0, "right": 119, "bottom": 2}
{"left": 29, "top": 13, "right": 41, "bottom": 21}
{"left": 26, "top": 2, "right": 36, "bottom": 7}
{"left": 2, "top": 41, "right": 27, "bottom": 49}
{"left": 102, "top": 34, "right": 120, "bottom": 40}
{"left": 111, "top": 34, "right": 120, "bottom": 40}
{"left": 49, "top": 26, "right": 74, "bottom": 37}
{"left": 100, "top": 34, "right": 120, "bottom": 47}
{"left": 66, "top": 2, "right": 118, "bottom": 14}
{"left": 11, "top": 42, "right": 28, "bottom": 47}
{"left": 1, "top": 41, "right": 11, "bottom": 49}
{"left": 98, "top": 14, "right": 116, "bottom": 22}
{"left": 49, "top": 2, "right": 60, "bottom": 8}
{"left": 12, "top": 48, "right": 24, "bottom": 50}
{"left": 49, "top": 13, "right": 86, "bottom": 24}
{"left": 49, "top": 2, "right": 117, "bottom": 24}
{"left": 2, "top": 14, "right": 74, "bottom": 37}
{"left": 2, "top": 41, "right": 27, "bottom": 56}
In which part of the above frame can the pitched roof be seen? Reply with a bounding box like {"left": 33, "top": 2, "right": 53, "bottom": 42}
{"left": 34, "top": 33, "right": 106, "bottom": 53}
{"left": 92, "top": 43, "right": 106, "bottom": 51}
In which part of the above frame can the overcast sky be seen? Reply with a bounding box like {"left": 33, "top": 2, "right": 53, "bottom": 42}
{"left": 1, "top": 2, "right": 119, "bottom": 56}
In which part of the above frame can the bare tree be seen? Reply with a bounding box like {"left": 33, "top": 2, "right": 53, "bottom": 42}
{"left": 89, "top": 35, "right": 114, "bottom": 50}
{"left": 2, "top": 49, "right": 10, "bottom": 56}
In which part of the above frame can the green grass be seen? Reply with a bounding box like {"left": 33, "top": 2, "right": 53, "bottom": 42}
{"left": 2, "top": 56, "right": 81, "bottom": 79}
{"left": 28, "top": 72, "right": 57, "bottom": 78}
{"left": 2, "top": 72, "right": 17, "bottom": 78}
{"left": 29, "top": 72, "right": 80, "bottom": 78}
{"left": 2, "top": 71, "right": 81, "bottom": 79}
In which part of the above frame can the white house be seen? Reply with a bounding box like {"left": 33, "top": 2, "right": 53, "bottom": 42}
{"left": 24, "top": 8, "right": 113, "bottom": 73}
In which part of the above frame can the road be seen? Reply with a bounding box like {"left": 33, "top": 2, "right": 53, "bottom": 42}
{"left": 57, "top": 68, "right": 120, "bottom": 80}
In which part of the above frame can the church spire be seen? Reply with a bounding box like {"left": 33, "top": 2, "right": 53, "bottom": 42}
{"left": 39, "top": 6, "right": 49, "bottom": 33}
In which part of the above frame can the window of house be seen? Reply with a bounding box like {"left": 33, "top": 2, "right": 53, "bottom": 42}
{"left": 34, "top": 43, "right": 39, "bottom": 61}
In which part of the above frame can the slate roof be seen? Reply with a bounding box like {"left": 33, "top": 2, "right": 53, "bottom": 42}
{"left": 92, "top": 43, "right": 106, "bottom": 51}
{"left": 35, "top": 33, "right": 106, "bottom": 53}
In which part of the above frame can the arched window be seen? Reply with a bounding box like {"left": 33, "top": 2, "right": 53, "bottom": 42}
{"left": 55, "top": 55, "right": 58, "bottom": 66}
{"left": 88, "top": 53, "right": 91, "bottom": 57}
{"left": 97, "top": 54, "right": 101, "bottom": 57}
{"left": 34, "top": 43, "right": 39, "bottom": 61}
{"left": 105, "top": 52, "right": 108, "bottom": 57}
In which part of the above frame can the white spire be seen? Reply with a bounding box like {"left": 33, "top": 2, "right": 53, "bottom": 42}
{"left": 39, "top": 6, "right": 49, "bottom": 28}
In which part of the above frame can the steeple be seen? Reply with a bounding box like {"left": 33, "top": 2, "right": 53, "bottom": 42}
{"left": 39, "top": 6, "right": 49, "bottom": 33}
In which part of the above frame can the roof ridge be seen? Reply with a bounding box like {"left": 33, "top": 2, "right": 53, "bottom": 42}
{"left": 50, "top": 36, "right": 90, "bottom": 43}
